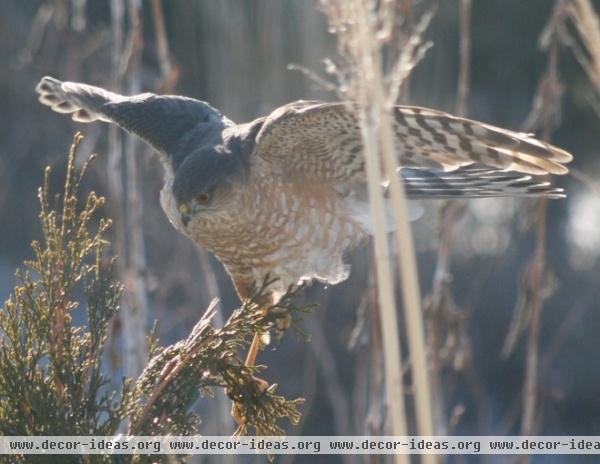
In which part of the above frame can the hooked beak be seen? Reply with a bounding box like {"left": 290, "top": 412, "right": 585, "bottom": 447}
{"left": 178, "top": 203, "right": 192, "bottom": 227}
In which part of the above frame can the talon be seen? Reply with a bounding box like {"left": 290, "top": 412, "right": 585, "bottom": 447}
{"left": 231, "top": 402, "right": 244, "bottom": 426}
{"left": 230, "top": 292, "right": 274, "bottom": 427}
{"left": 273, "top": 312, "right": 292, "bottom": 340}
{"left": 230, "top": 376, "right": 270, "bottom": 426}
{"left": 254, "top": 376, "right": 269, "bottom": 393}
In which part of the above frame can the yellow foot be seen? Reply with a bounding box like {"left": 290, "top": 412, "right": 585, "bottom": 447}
{"left": 230, "top": 376, "right": 270, "bottom": 426}
{"left": 270, "top": 310, "right": 293, "bottom": 343}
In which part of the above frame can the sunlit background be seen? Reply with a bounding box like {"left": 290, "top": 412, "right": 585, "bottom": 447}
{"left": 1, "top": 1, "right": 599, "bottom": 463}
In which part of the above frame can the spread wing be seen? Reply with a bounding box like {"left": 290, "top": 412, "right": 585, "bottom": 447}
{"left": 251, "top": 101, "right": 572, "bottom": 198}
{"left": 36, "top": 76, "right": 228, "bottom": 157}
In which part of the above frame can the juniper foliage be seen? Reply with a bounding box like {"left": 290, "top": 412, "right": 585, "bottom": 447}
{"left": 0, "top": 136, "right": 307, "bottom": 463}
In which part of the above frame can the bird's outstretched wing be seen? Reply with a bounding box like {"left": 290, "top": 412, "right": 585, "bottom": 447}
{"left": 252, "top": 101, "right": 572, "bottom": 197}
{"left": 36, "top": 76, "right": 225, "bottom": 156}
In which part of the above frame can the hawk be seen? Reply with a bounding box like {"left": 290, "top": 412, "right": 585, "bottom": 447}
{"left": 36, "top": 76, "right": 572, "bottom": 396}
{"left": 36, "top": 76, "right": 572, "bottom": 298}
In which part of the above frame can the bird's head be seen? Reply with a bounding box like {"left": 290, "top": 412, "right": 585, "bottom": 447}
{"left": 172, "top": 146, "right": 247, "bottom": 227}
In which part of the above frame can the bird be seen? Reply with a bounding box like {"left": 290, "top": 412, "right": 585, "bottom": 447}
{"left": 36, "top": 76, "right": 572, "bottom": 421}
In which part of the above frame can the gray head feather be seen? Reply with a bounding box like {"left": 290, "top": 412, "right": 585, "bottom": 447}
{"left": 172, "top": 145, "right": 247, "bottom": 208}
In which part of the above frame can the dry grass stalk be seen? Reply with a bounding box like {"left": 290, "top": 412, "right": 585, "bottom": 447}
{"left": 354, "top": 9, "right": 410, "bottom": 446}
{"left": 321, "top": 4, "right": 409, "bottom": 455}
{"left": 319, "top": 1, "right": 436, "bottom": 460}
{"left": 547, "top": 0, "right": 600, "bottom": 200}
{"left": 516, "top": 5, "right": 563, "bottom": 459}
{"left": 426, "top": 0, "right": 473, "bottom": 434}
{"left": 560, "top": 0, "right": 600, "bottom": 122}
{"left": 566, "top": 0, "right": 600, "bottom": 86}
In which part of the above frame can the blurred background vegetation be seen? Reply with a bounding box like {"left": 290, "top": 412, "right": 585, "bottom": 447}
{"left": 1, "top": 1, "right": 599, "bottom": 463}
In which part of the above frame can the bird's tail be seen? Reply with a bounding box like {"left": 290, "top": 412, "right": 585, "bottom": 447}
{"left": 400, "top": 167, "right": 566, "bottom": 199}
{"left": 36, "top": 76, "right": 122, "bottom": 123}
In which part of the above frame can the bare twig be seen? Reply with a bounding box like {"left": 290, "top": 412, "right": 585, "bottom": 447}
{"left": 71, "top": 0, "right": 87, "bottom": 32}
{"left": 195, "top": 250, "right": 236, "bottom": 439}
{"left": 125, "top": 0, "right": 150, "bottom": 377}
{"left": 425, "top": 0, "right": 472, "bottom": 435}
{"left": 456, "top": 0, "right": 472, "bottom": 117}
{"left": 307, "top": 316, "right": 352, "bottom": 436}
{"left": 17, "top": 2, "right": 54, "bottom": 65}
{"left": 565, "top": 0, "right": 600, "bottom": 94}
{"left": 129, "top": 301, "right": 219, "bottom": 435}
{"left": 519, "top": 199, "right": 547, "bottom": 440}
{"left": 107, "top": 0, "right": 130, "bottom": 374}
{"left": 517, "top": 6, "right": 563, "bottom": 459}
{"left": 287, "top": 63, "right": 339, "bottom": 93}
{"left": 387, "top": 8, "right": 435, "bottom": 105}
{"left": 540, "top": 288, "right": 596, "bottom": 375}
{"left": 150, "top": 0, "right": 179, "bottom": 92}
{"left": 570, "top": 168, "right": 600, "bottom": 197}
{"left": 106, "top": 0, "right": 149, "bottom": 378}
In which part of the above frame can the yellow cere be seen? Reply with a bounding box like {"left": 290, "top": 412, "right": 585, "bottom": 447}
{"left": 179, "top": 203, "right": 190, "bottom": 215}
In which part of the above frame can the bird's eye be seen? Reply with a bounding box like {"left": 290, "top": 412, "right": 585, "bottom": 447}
{"left": 197, "top": 192, "right": 211, "bottom": 204}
